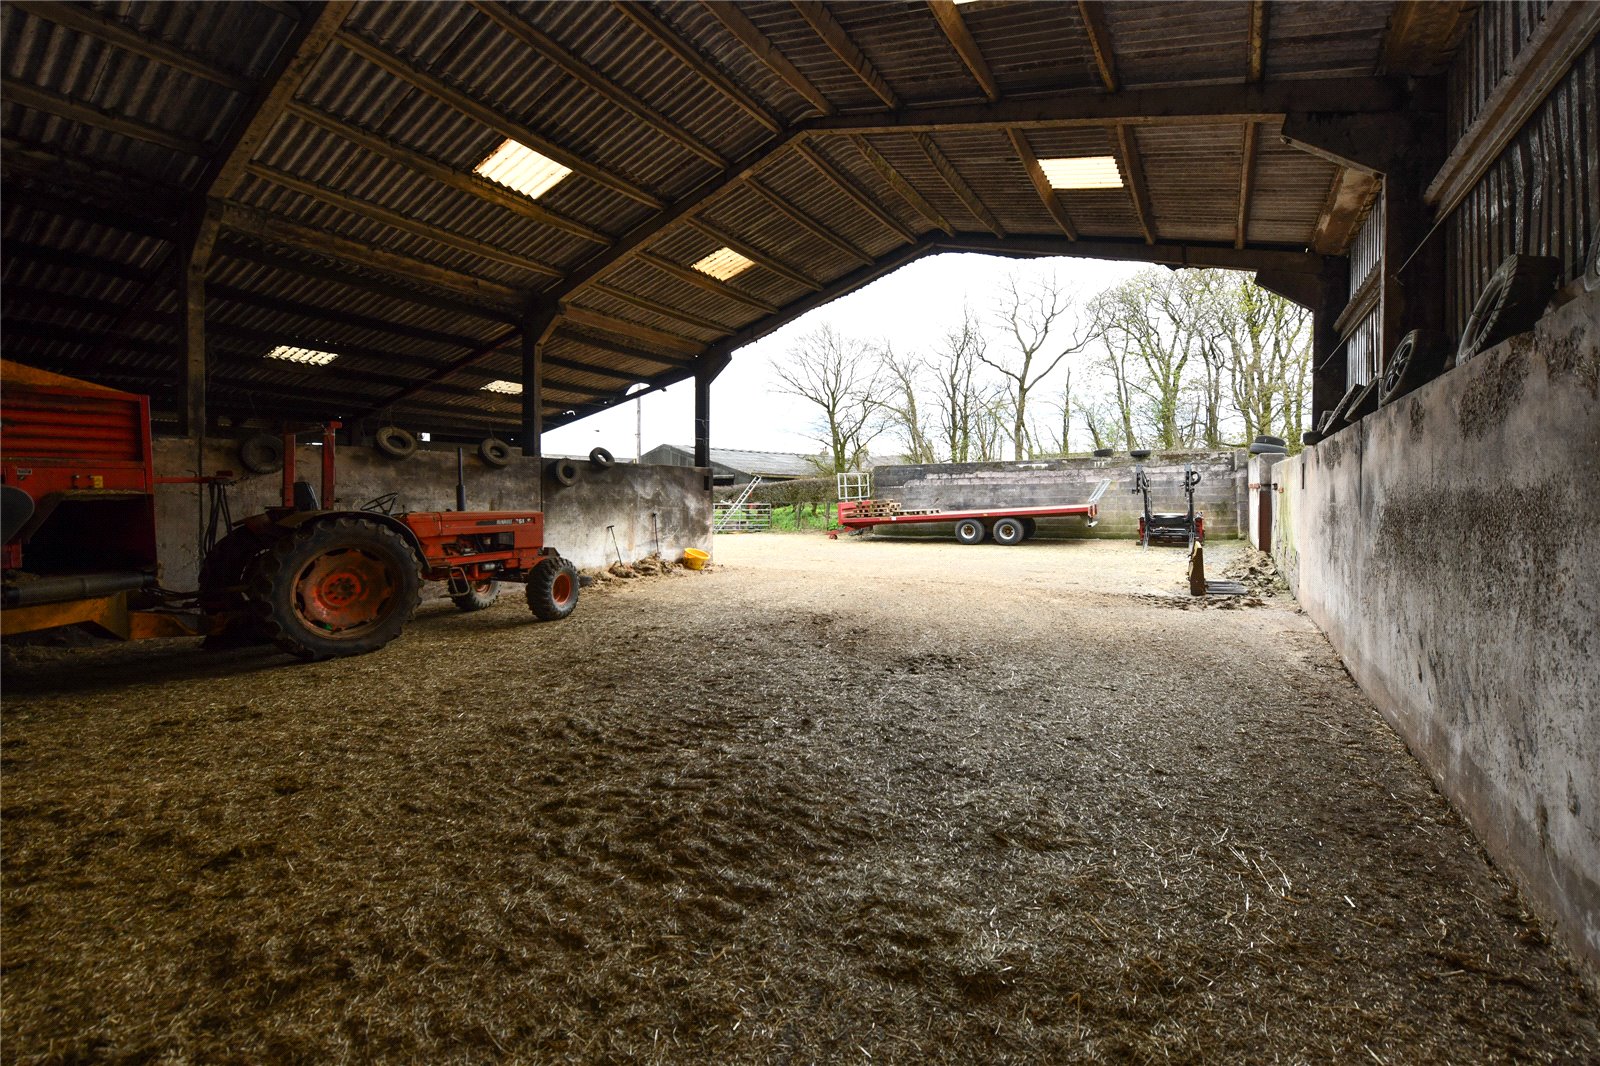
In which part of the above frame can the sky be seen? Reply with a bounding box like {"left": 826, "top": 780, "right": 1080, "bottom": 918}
{"left": 541, "top": 251, "right": 1148, "bottom": 461}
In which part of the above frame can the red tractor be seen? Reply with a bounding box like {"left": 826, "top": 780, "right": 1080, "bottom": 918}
{"left": 1, "top": 360, "right": 578, "bottom": 660}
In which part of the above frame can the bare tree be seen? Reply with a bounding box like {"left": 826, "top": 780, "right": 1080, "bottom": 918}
{"left": 983, "top": 273, "right": 1090, "bottom": 459}
{"left": 772, "top": 324, "right": 885, "bottom": 472}
{"left": 929, "top": 311, "right": 991, "bottom": 463}
{"left": 877, "top": 342, "right": 938, "bottom": 464}
{"left": 1088, "top": 270, "right": 1205, "bottom": 449}
{"left": 1217, "top": 278, "right": 1311, "bottom": 444}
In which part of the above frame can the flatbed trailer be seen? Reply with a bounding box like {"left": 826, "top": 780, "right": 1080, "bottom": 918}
{"left": 836, "top": 479, "right": 1110, "bottom": 545}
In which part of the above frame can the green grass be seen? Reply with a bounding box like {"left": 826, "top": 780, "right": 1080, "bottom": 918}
{"left": 767, "top": 503, "right": 837, "bottom": 532}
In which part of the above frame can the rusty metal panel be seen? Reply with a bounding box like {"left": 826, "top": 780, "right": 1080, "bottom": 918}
{"left": 1248, "top": 131, "right": 1339, "bottom": 246}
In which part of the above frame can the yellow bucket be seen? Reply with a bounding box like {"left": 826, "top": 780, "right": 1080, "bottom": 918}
{"left": 681, "top": 548, "right": 710, "bottom": 570}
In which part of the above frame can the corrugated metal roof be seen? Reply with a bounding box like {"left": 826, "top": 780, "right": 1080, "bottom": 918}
{"left": 1, "top": 0, "right": 1461, "bottom": 434}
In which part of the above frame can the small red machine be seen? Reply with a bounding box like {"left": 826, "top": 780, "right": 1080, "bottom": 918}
{"left": 2, "top": 360, "right": 577, "bottom": 661}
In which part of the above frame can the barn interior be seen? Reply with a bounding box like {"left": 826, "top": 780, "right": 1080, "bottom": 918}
{"left": 3, "top": 0, "right": 1597, "bottom": 1058}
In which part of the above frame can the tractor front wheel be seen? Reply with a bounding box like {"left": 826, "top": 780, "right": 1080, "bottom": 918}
{"left": 247, "top": 518, "right": 421, "bottom": 661}
{"left": 526, "top": 556, "right": 579, "bottom": 621}
{"left": 450, "top": 578, "right": 501, "bottom": 612}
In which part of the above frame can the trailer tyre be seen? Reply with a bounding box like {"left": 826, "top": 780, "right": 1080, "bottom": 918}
{"left": 954, "top": 518, "right": 987, "bottom": 545}
{"left": 247, "top": 518, "right": 421, "bottom": 661}
{"left": 527, "top": 556, "right": 579, "bottom": 621}
{"left": 1020, "top": 517, "right": 1038, "bottom": 540}
{"left": 450, "top": 578, "right": 500, "bottom": 612}
{"left": 992, "top": 517, "right": 1026, "bottom": 546}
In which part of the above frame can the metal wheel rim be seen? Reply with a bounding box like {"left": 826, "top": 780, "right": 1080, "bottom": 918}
{"left": 292, "top": 545, "right": 400, "bottom": 637}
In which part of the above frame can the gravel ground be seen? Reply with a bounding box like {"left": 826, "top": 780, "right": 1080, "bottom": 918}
{"left": 3, "top": 532, "right": 1595, "bottom": 1064}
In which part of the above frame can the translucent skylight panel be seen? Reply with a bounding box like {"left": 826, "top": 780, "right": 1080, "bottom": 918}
{"left": 474, "top": 139, "right": 572, "bottom": 199}
{"left": 1038, "top": 155, "right": 1124, "bottom": 190}
{"left": 481, "top": 379, "right": 523, "bottom": 395}
{"left": 691, "top": 247, "right": 755, "bottom": 280}
{"left": 266, "top": 344, "right": 338, "bottom": 365}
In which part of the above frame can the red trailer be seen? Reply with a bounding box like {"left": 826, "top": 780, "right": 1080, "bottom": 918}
{"left": 835, "top": 478, "right": 1110, "bottom": 544}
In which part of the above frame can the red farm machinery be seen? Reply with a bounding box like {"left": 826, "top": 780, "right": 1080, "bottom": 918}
{"left": 1, "top": 361, "right": 578, "bottom": 660}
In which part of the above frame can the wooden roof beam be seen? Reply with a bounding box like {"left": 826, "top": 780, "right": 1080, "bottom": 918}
{"left": 1379, "top": 0, "right": 1476, "bottom": 76}
{"left": 244, "top": 162, "right": 563, "bottom": 279}
{"left": 467, "top": 0, "right": 725, "bottom": 169}
{"left": 1113, "top": 125, "right": 1155, "bottom": 245}
{"left": 636, "top": 251, "right": 779, "bottom": 316}
{"left": 1247, "top": 0, "right": 1267, "bottom": 83}
{"left": 1006, "top": 129, "right": 1077, "bottom": 240}
{"left": 850, "top": 136, "right": 953, "bottom": 235}
{"left": 793, "top": 141, "right": 917, "bottom": 243}
{"left": 915, "top": 133, "right": 1004, "bottom": 238}
{"left": 556, "top": 306, "right": 706, "bottom": 356}
{"left": 358, "top": 326, "right": 521, "bottom": 415}
{"left": 218, "top": 202, "right": 524, "bottom": 317}
{"left": 702, "top": 1, "right": 835, "bottom": 116}
{"left": 746, "top": 177, "right": 875, "bottom": 267}
{"left": 1077, "top": 1, "right": 1119, "bottom": 92}
{"left": 284, "top": 101, "right": 608, "bottom": 244}
{"left": 686, "top": 218, "right": 823, "bottom": 292}
{"left": 791, "top": 1, "right": 898, "bottom": 109}
{"left": 0, "top": 78, "right": 209, "bottom": 156}
{"left": 550, "top": 329, "right": 697, "bottom": 371}
{"left": 8, "top": 1, "right": 254, "bottom": 92}
{"left": 584, "top": 282, "right": 739, "bottom": 335}
{"left": 1310, "top": 167, "right": 1379, "bottom": 255}
{"left": 1235, "top": 121, "right": 1258, "bottom": 249}
{"left": 610, "top": 2, "right": 781, "bottom": 134}
{"left": 927, "top": 0, "right": 999, "bottom": 103}
{"left": 336, "top": 29, "right": 663, "bottom": 209}
{"left": 207, "top": 283, "right": 497, "bottom": 352}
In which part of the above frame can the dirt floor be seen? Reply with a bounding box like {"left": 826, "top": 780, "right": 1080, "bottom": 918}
{"left": 3, "top": 533, "right": 1596, "bottom": 1064}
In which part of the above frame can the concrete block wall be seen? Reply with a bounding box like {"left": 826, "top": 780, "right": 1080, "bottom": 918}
{"left": 1273, "top": 290, "right": 1600, "bottom": 977}
{"left": 152, "top": 441, "right": 711, "bottom": 589}
{"left": 869, "top": 451, "right": 1247, "bottom": 540}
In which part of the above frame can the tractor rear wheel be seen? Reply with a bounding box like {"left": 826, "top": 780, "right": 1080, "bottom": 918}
{"left": 199, "top": 525, "right": 283, "bottom": 648}
{"left": 450, "top": 578, "right": 501, "bottom": 612}
{"left": 247, "top": 518, "right": 420, "bottom": 661}
{"left": 526, "top": 556, "right": 579, "bottom": 621}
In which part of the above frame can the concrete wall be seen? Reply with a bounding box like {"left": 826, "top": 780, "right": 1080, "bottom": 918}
{"left": 152, "top": 441, "right": 711, "bottom": 589}
{"left": 870, "top": 451, "right": 1247, "bottom": 540}
{"left": 1273, "top": 291, "right": 1600, "bottom": 975}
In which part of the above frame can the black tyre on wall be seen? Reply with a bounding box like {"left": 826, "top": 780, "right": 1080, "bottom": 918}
{"left": 954, "top": 518, "right": 987, "bottom": 544}
{"left": 589, "top": 447, "right": 615, "bottom": 469}
{"left": 449, "top": 578, "right": 501, "bottom": 612}
{"left": 479, "top": 437, "right": 512, "bottom": 467}
{"left": 1456, "top": 254, "right": 1562, "bottom": 365}
{"left": 1380, "top": 329, "right": 1450, "bottom": 406}
{"left": 374, "top": 426, "right": 418, "bottom": 459}
{"left": 550, "top": 458, "right": 580, "bottom": 486}
{"left": 246, "top": 518, "right": 421, "bottom": 661}
{"left": 526, "top": 556, "right": 579, "bottom": 621}
{"left": 1253, "top": 434, "right": 1286, "bottom": 447}
{"left": 992, "top": 517, "right": 1026, "bottom": 545}
{"left": 238, "top": 433, "right": 284, "bottom": 475}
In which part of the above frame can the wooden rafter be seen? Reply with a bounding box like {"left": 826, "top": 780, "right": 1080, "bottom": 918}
{"left": 244, "top": 162, "right": 563, "bottom": 279}
{"left": 915, "top": 133, "right": 1004, "bottom": 238}
{"left": 9, "top": 1, "right": 254, "bottom": 92}
{"left": 687, "top": 218, "right": 822, "bottom": 292}
{"left": 467, "top": 0, "right": 724, "bottom": 169}
{"left": 284, "top": 101, "right": 608, "bottom": 244}
{"left": 1310, "top": 168, "right": 1379, "bottom": 255}
{"left": 1113, "top": 125, "right": 1154, "bottom": 244}
{"left": 1077, "top": 1, "right": 1119, "bottom": 92}
{"left": 1006, "top": 129, "right": 1077, "bottom": 240}
{"left": 585, "top": 282, "right": 737, "bottom": 335}
{"left": 636, "top": 251, "right": 779, "bottom": 316}
{"left": 702, "top": 1, "right": 834, "bottom": 116}
{"left": 552, "top": 329, "right": 697, "bottom": 370}
{"left": 217, "top": 202, "right": 524, "bottom": 316}
{"left": 0, "top": 78, "right": 209, "bottom": 155}
{"left": 335, "top": 29, "right": 662, "bottom": 209}
{"left": 746, "top": 177, "right": 874, "bottom": 266}
{"left": 790, "top": 1, "right": 898, "bottom": 109}
{"left": 850, "top": 135, "right": 953, "bottom": 234}
{"left": 557, "top": 306, "right": 705, "bottom": 355}
{"left": 793, "top": 141, "right": 917, "bottom": 243}
{"left": 1235, "top": 122, "right": 1257, "bottom": 249}
{"left": 1247, "top": 0, "right": 1267, "bottom": 83}
{"left": 1379, "top": 1, "right": 1476, "bottom": 76}
{"left": 207, "top": 283, "right": 493, "bottom": 351}
{"left": 610, "top": 2, "right": 781, "bottom": 134}
{"left": 215, "top": 240, "right": 520, "bottom": 324}
{"left": 927, "top": 0, "right": 998, "bottom": 103}
{"left": 358, "top": 326, "right": 520, "bottom": 415}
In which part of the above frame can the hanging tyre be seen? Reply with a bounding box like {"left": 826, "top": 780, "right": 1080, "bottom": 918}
{"left": 449, "top": 577, "right": 500, "bottom": 612}
{"left": 1379, "top": 329, "right": 1450, "bottom": 406}
{"left": 992, "top": 517, "right": 1026, "bottom": 545}
{"left": 550, "top": 458, "right": 580, "bottom": 486}
{"left": 589, "top": 446, "right": 615, "bottom": 469}
{"left": 246, "top": 517, "right": 421, "bottom": 661}
{"left": 238, "top": 433, "right": 284, "bottom": 475}
{"left": 374, "top": 426, "right": 418, "bottom": 459}
{"left": 954, "top": 518, "right": 987, "bottom": 544}
{"left": 526, "top": 556, "right": 579, "bottom": 621}
{"left": 1456, "top": 254, "right": 1562, "bottom": 365}
{"left": 479, "top": 437, "right": 512, "bottom": 467}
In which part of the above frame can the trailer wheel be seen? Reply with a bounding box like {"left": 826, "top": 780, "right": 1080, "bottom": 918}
{"left": 1019, "top": 517, "right": 1038, "bottom": 541}
{"left": 450, "top": 578, "right": 500, "bottom": 612}
{"left": 992, "top": 517, "right": 1026, "bottom": 545}
{"left": 527, "top": 556, "right": 579, "bottom": 621}
{"left": 954, "top": 518, "right": 987, "bottom": 545}
{"left": 247, "top": 518, "right": 420, "bottom": 661}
